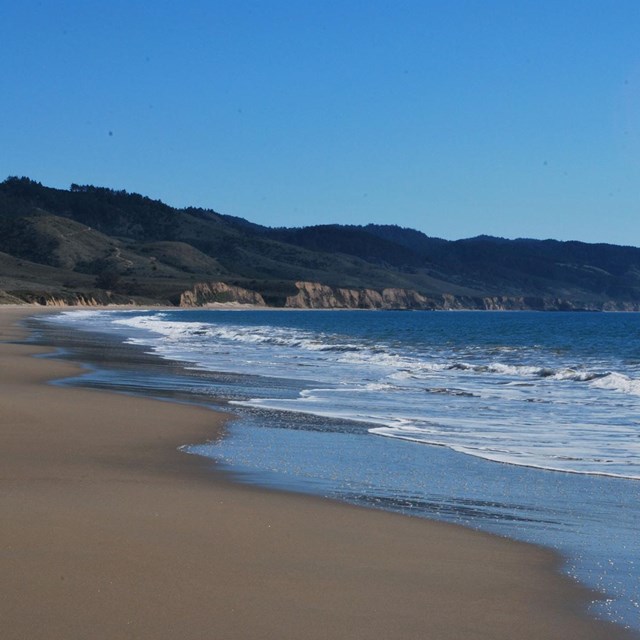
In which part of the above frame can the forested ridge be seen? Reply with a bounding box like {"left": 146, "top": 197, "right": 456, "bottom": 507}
{"left": 1, "top": 176, "right": 639, "bottom": 309}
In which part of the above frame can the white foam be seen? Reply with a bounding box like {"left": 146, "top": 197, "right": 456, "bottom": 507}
{"left": 591, "top": 372, "right": 640, "bottom": 396}
{"left": 370, "top": 424, "right": 640, "bottom": 480}
{"left": 49, "top": 309, "right": 640, "bottom": 480}
{"left": 44, "top": 309, "right": 110, "bottom": 323}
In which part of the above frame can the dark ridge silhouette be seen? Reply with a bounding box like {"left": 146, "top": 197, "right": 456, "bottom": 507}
{"left": 1, "top": 176, "right": 639, "bottom": 309}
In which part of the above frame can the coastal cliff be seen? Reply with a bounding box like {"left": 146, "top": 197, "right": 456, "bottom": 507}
{"left": 173, "top": 281, "right": 640, "bottom": 311}
{"left": 284, "top": 281, "right": 430, "bottom": 309}
{"left": 6, "top": 290, "right": 134, "bottom": 307}
{"left": 282, "top": 282, "right": 640, "bottom": 311}
{"left": 177, "top": 282, "right": 266, "bottom": 307}
{"left": 6, "top": 279, "right": 639, "bottom": 311}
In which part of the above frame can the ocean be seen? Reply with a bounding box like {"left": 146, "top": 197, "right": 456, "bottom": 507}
{"left": 34, "top": 308, "right": 640, "bottom": 631}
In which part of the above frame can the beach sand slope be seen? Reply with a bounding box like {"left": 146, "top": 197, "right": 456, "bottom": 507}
{"left": 0, "top": 307, "right": 636, "bottom": 640}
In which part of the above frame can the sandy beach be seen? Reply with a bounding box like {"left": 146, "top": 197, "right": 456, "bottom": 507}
{"left": 0, "top": 306, "right": 636, "bottom": 640}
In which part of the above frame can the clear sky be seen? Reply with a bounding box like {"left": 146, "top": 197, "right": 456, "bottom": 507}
{"left": 2, "top": 1, "right": 639, "bottom": 244}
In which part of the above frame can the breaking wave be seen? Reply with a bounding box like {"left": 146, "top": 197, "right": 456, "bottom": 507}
{"left": 45, "top": 309, "right": 640, "bottom": 479}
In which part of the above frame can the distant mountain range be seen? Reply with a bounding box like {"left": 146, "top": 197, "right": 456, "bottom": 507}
{"left": 1, "top": 176, "right": 639, "bottom": 310}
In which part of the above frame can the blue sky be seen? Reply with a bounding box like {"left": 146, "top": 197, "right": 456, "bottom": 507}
{"left": 2, "top": 1, "right": 639, "bottom": 244}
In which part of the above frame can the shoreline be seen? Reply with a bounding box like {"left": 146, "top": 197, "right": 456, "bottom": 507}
{"left": 1, "top": 306, "right": 637, "bottom": 639}
{"left": 4, "top": 301, "right": 640, "bottom": 313}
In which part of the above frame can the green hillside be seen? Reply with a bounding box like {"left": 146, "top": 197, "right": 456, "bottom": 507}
{"left": 1, "top": 176, "right": 639, "bottom": 309}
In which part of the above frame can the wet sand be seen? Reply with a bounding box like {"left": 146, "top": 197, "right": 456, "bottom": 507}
{"left": 1, "top": 306, "right": 636, "bottom": 640}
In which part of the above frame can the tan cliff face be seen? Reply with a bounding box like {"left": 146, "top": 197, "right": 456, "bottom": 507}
{"left": 10, "top": 280, "right": 638, "bottom": 311}
{"left": 284, "top": 282, "right": 367, "bottom": 309}
{"left": 40, "top": 295, "right": 101, "bottom": 307}
{"left": 178, "top": 282, "right": 266, "bottom": 307}
{"left": 3, "top": 291, "right": 130, "bottom": 307}
{"left": 283, "top": 281, "right": 433, "bottom": 309}
{"left": 284, "top": 283, "right": 640, "bottom": 311}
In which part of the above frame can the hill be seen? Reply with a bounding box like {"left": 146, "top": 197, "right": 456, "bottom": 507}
{"left": 1, "top": 176, "right": 639, "bottom": 310}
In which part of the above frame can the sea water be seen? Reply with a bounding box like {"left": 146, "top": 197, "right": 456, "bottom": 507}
{"left": 38, "top": 309, "right": 640, "bottom": 630}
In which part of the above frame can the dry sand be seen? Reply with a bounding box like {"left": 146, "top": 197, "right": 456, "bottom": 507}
{"left": 1, "top": 306, "right": 636, "bottom": 640}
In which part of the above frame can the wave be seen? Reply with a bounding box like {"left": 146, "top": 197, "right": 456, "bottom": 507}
{"left": 369, "top": 428, "right": 640, "bottom": 480}
{"left": 112, "top": 314, "right": 349, "bottom": 351}
{"left": 47, "top": 311, "right": 640, "bottom": 399}
{"left": 591, "top": 372, "right": 640, "bottom": 395}
{"left": 43, "top": 309, "right": 640, "bottom": 484}
{"left": 445, "top": 361, "right": 640, "bottom": 396}
{"left": 58, "top": 312, "right": 640, "bottom": 399}
{"left": 425, "top": 387, "right": 480, "bottom": 398}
